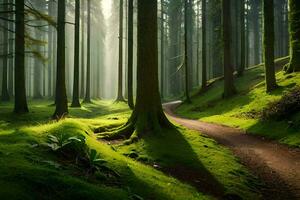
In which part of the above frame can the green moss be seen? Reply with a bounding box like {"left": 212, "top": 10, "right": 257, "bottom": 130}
{"left": 177, "top": 59, "right": 300, "bottom": 148}
{"left": 0, "top": 101, "right": 203, "bottom": 199}
{"left": 115, "top": 126, "right": 260, "bottom": 199}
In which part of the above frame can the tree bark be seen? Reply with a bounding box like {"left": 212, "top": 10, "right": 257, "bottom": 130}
{"left": 14, "top": 0, "right": 29, "bottom": 113}
{"left": 238, "top": 0, "right": 246, "bottom": 76}
{"left": 160, "top": 0, "right": 165, "bottom": 100}
{"left": 116, "top": 0, "right": 125, "bottom": 102}
{"left": 201, "top": 0, "right": 207, "bottom": 90}
{"left": 1, "top": 0, "right": 10, "bottom": 101}
{"left": 72, "top": 0, "right": 81, "bottom": 107}
{"left": 263, "top": 0, "right": 277, "bottom": 92}
{"left": 53, "top": 0, "right": 68, "bottom": 118}
{"left": 84, "top": 0, "right": 91, "bottom": 103}
{"left": 80, "top": 0, "right": 86, "bottom": 98}
{"left": 285, "top": 0, "right": 300, "bottom": 73}
{"left": 184, "top": 0, "right": 191, "bottom": 103}
{"left": 127, "top": 0, "right": 134, "bottom": 109}
{"left": 101, "top": 0, "right": 173, "bottom": 141}
{"left": 222, "top": 0, "right": 236, "bottom": 98}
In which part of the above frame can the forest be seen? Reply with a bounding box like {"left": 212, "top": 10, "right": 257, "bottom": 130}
{"left": 0, "top": 0, "right": 300, "bottom": 199}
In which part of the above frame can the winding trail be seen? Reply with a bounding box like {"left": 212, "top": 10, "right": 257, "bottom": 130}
{"left": 164, "top": 101, "right": 300, "bottom": 200}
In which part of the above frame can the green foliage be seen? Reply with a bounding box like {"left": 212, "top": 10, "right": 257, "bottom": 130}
{"left": 45, "top": 134, "right": 86, "bottom": 152}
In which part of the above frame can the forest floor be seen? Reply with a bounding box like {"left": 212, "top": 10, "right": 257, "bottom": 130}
{"left": 0, "top": 100, "right": 262, "bottom": 200}
{"left": 177, "top": 57, "right": 300, "bottom": 148}
{"left": 173, "top": 57, "right": 300, "bottom": 199}
{"left": 165, "top": 101, "right": 300, "bottom": 199}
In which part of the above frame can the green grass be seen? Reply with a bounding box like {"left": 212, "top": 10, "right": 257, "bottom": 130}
{"left": 177, "top": 58, "right": 300, "bottom": 148}
{"left": 0, "top": 100, "right": 261, "bottom": 199}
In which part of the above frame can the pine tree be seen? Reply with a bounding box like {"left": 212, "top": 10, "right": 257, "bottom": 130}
{"left": 71, "top": 0, "right": 81, "bottom": 107}
{"left": 53, "top": 0, "right": 68, "bottom": 118}
{"left": 222, "top": 0, "right": 236, "bottom": 98}
{"left": 14, "top": 0, "right": 29, "bottom": 113}
{"left": 263, "top": 0, "right": 277, "bottom": 92}
{"left": 101, "top": 0, "right": 173, "bottom": 141}
{"left": 285, "top": 0, "right": 300, "bottom": 73}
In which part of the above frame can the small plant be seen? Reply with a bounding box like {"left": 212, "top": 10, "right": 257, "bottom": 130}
{"left": 45, "top": 134, "right": 86, "bottom": 154}
{"left": 84, "top": 149, "right": 107, "bottom": 175}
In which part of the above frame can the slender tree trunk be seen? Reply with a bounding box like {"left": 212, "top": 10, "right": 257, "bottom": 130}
{"left": 263, "top": 0, "right": 277, "bottom": 92}
{"left": 14, "top": 0, "right": 28, "bottom": 113}
{"left": 160, "top": 0, "right": 165, "bottom": 100}
{"left": 1, "top": 0, "right": 10, "bottom": 101}
{"left": 251, "top": 0, "right": 261, "bottom": 65}
{"left": 238, "top": 0, "right": 246, "bottom": 76}
{"left": 84, "top": 0, "right": 91, "bottom": 103}
{"left": 285, "top": 0, "right": 300, "bottom": 73}
{"left": 127, "top": 0, "right": 134, "bottom": 109}
{"left": 223, "top": 0, "right": 236, "bottom": 98}
{"left": 72, "top": 0, "right": 81, "bottom": 107}
{"left": 184, "top": 0, "right": 191, "bottom": 103}
{"left": 201, "top": 0, "right": 207, "bottom": 91}
{"left": 116, "top": 0, "right": 125, "bottom": 102}
{"left": 80, "top": 0, "right": 85, "bottom": 98}
{"left": 53, "top": 0, "right": 68, "bottom": 118}
{"left": 48, "top": 0, "right": 54, "bottom": 98}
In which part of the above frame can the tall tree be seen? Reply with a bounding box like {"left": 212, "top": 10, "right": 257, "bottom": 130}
{"left": 84, "top": 0, "right": 91, "bottom": 103}
{"left": 80, "top": 0, "right": 86, "bottom": 98}
{"left": 263, "top": 0, "right": 277, "bottom": 92}
{"left": 103, "top": 0, "right": 172, "bottom": 141}
{"left": 160, "top": 0, "right": 165, "bottom": 100}
{"left": 1, "top": 0, "right": 10, "bottom": 101}
{"left": 14, "top": 0, "right": 29, "bottom": 113}
{"left": 201, "top": 0, "right": 207, "bottom": 91}
{"left": 222, "top": 0, "right": 236, "bottom": 98}
{"left": 47, "top": 0, "right": 55, "bottom": 98}
{"left": 285, "top": 0, "right": 300, "bottom": 73}
{"left": 184, "top": 0, "right": 192, "bottom": 103}
{"left": 71, "top": 0, "right": 81, "bottom": 107}
{"left": 127, "top": 0, "right": 134, "bottom": 109}
{"left": 116, "top": 0, "right": 125, "bottom": 102}
{"left": 238, "top": 0, "right": 246, "bottom": 76}
{"left": 53, "top": 0, "right": 68, "bottom": 118}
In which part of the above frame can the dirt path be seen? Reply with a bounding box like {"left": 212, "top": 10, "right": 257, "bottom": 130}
{"left": 164, "top": 101, "right": 300, "bottom": 200}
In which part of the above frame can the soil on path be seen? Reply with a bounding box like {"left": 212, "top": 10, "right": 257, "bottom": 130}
{"left": 164, "top": 101, "right": 300, "bottom": 200}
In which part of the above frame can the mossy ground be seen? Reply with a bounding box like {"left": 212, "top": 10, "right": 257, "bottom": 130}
{"left": 177, "top": 58, "right": 300, "bottom": 148}
{"left": 0, "top": 100, "right": 260, "bottom": 199}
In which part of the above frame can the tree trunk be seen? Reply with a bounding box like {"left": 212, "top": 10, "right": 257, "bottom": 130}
{"left": 184, "top": 0, "right": 191, "bottom": 103}
{"left": 84, "top": 0, "right": 91, "bottom": 103}
{"left": 222, "top": 0, "right": 236, "bottom": 98}
{"left": 238, "top": 0, "right": 245, "bottom": 76}
{"left": 116, "top": 0, "right": 125, "bottom": 102}
{"left": 53, "top": 0, "right": 68, "bottom": 118}
{"left": 127, "top": 0, "right": 134, "bottom": 109}
{"left": 160, "top": 0, "right": 165, "bottom": 100}
{"left": 14, "top": 0, "right": 28, "bottom": 113}
{"left": 201, "top": 0, "right": 207, "bottom": 91}
{"left": 80, "top": 0, "right": 85, "bottom": 98}
{"left": 72, "top": 0, "right": 81, "bottom": 107}
{"left": 285, "top": 0, "right": 300, "bottom": 73}
{"left": 263, "top": 0, "right": 277, "bottom": 92}
{"left": 102, "top": 0, "right": 173, "bottom": 141}
{"left": 1, "top": 0, "right": 10, "bottom": 101}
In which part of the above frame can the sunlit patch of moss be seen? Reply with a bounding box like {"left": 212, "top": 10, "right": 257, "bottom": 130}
{"left": 115, "top": 126, "right": 260, "bottom": 199}
{"left": 0, "top": 100, "right": 212, "bottom": 199}
{"left": 177, "top": 59, "right": 300, "bottom": 148}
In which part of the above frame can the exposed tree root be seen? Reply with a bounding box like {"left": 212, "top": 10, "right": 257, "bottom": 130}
{"left": 97, "top": 110, "right": 174, "bottom": 143}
